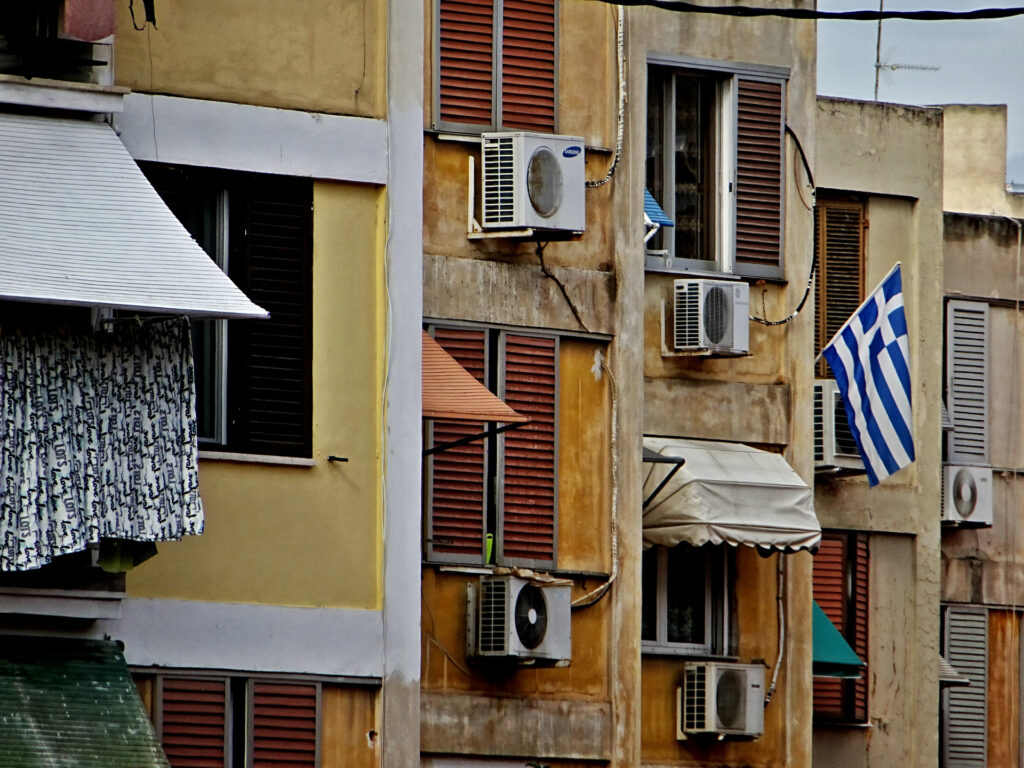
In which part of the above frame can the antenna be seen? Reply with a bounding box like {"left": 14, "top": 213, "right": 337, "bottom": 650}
{"left": 873, "top": 0, "right": 940, "bottom": 100}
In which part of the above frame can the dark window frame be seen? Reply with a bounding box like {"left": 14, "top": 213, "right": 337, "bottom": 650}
{"left": 814, "top": 194, "right": 866, "bottom": 378}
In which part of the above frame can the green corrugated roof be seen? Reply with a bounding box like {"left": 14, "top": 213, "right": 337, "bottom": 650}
{"left": 0, "top": 636, "right": 169, "bottom": 767}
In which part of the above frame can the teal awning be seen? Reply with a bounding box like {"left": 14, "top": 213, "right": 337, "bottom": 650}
{"left": 812, "top": 600, "right": 866, "bottom": 679}
{"left": 0, "top": 636, "right": 169, "bottom": 767}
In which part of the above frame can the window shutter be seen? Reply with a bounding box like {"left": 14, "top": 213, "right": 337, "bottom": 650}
{"left": 437, "top": 0, "right": 495, "bottom": 126}
{"left": 851, "top": 533, "right": 869, "bottom": 722}
{"left": 426, "top": 327, "right": 489, "bottom": 564}
{"left": 815, "top": 200, "right": 865, "bottom": 378}
{"left": 159, "top": 677, "right": 229, "bottom": 768}
{"left": 734, "top": 78, "right": 784, "bottom": 276}
{"left": 251, "top": 681, "right": 319, "bottom": 768}
{"left": 812, "top": 535, "right": 847, "bottom": 719}
{"left": 943, "top": 606, "right": 988, "bottom": 767}
{"left": 230, "top": 176, "right": 314, "bottom": 458}
{"left": 497, "top": 333, "right": 558, "bottom": 568}
{"left": 946, "top": 300, "right": 989, "bottom": 464}
{"left": 500, "top": 0, "right": 556, "bottom": 131}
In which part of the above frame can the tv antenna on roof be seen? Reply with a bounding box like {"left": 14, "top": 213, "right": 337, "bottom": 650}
{"left": 873, "top": 0, "right": 940, "bottom": 100}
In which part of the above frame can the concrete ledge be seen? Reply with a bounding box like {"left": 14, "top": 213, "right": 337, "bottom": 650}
{"left": 644, "top": 377, "right": 791, "bottom": 446}
{"left": 420, "top": 692, "right": 612, "bottom": 760}
{"left": 424, "top": 253, "right": 615, "bottom": 336}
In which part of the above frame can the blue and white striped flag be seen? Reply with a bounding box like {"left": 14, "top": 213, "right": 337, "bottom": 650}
{"left": 823, "top": 263, "right": 915, "bottom": 486}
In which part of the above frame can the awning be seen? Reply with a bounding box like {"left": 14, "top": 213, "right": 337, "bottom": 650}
{"left": 0, "top": 112, "right": 266, "bottom": 319}
{"left": 644, "top": 188, "right": 674, "bottom": 227}
{"left": 812, "top": 600, "right": 866, "bottom": 679}
{"left": 422, "top": 331, "right": 527, "bottom": 423}
{"left": 0, "top": 636, "right": 169, "bottom": 767}
{"left": 939, "top": 654, "right": 972, "bottom": 688}
{"left": 642, "top": 437, "right": 821, "bottom": 552}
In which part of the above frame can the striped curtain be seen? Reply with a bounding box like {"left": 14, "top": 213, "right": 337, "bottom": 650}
{"left": 0, "top": 318, "right": 203, "bottom": 571}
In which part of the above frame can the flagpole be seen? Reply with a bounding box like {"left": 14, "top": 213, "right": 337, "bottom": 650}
{"left": 814, "top": 261, "right": 903, "bottom": 365}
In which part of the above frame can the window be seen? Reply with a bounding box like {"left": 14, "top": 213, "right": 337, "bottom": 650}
{"left": 433, "top": 0, "right": 557, "bottom": 133}
{"left": 945, "top": 300, "right": 989, "bottom": 464}
{"left": 149, "top": 674, "right": 319, "bottom": 768}
{"left": 814, "top": 197, "right": 865, "bottom": 378}
{"left": 425, "top": 325, "right": 558, "bottom": 569}
{"left": 813, "top": 532, "right": 869, "bottom": 723}
{"left": 141, "top": 163, "right": 314, "bottom": 458}
{"left": 645, "top": 58, "right": 787, "bottom": 279}
{"left": 941, "top": 606, "right": 988, "bottom": 768}
{"left": 641, "top": 544, "right": 729, "bottom": 656}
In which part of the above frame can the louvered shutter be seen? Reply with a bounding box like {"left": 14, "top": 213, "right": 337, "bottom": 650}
{"left": 815, "top": 200, "right": 865, "bottom": 379}
{"left": 497, "top": 333, "right": 558, "bottom": 568}
{"left": 251, "top": 681, "right": 319, "bottom": 767}
{"left": 943, "top": 606, "right": 988, "bottom": 767}
{"left": 230, "top": 176, "right": 314, "bottom": 457}
{"left": 734, "top": 78, "right": 784, "bottom": 277}
{"left": 812, "top": 535, "right": 847, "bottom": 718}
{"left": 946, "top": 300, "right": 990, "bottom": 464}
{"left": 426, "top": 327, "right": 489, "bottom": 564}
{"left": 500, "top": 0, "right": 556, "bottom": 131}
{"left": 850, "top": 534, "right": 869, "bottom": 722}
{"left": 159, "top": 677, "right": 229, "bottom": 768}
{"left": 437, "top": 0, "right": 496, "bottom": 126}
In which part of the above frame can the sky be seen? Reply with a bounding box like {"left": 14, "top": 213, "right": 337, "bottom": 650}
{"left": 817, "top": 0, "right": 1024, "bottom": 184}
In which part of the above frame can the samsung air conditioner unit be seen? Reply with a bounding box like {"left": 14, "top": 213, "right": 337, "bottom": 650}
{"left": 677, "top": 661, "right": 764, "bottom": 740}
{"left": 942, "top": 464, "right": 993, "bottom": 527}
{"left": 672, "top": 279, "right": 749, "bottom": 355}
{"left": 481, "top": 132, "right": 585, "bottom": 233}
{"left": 467, "top": 575, "right": 571, "bottom": 664}
{"left": 813, "top": 379, "right": 866, "bottom": 474}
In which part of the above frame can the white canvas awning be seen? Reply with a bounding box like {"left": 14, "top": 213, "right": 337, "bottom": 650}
{"left": 0, "top": 112, "right": 266, "bottom": 319}
{"left": 642, "top": 437, "right": 820, "bottom": 552}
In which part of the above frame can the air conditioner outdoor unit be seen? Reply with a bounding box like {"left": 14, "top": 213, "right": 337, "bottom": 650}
{"left": 677, "top": 661, "right": 764, "bottom": 740}
{"left": 942, "top": 464, "right": 993, "bottom": 527}
{"left": 467, "top": 575, "right": 571, "bottom": 664}
{"left": 671, "top": 279, "right": 749, "bottom": 355}
{"left": 480, "top": 132, "right": 585, "bottom": 233}
{"left": 813, "top": 379, "right": 865, "bottom": 473}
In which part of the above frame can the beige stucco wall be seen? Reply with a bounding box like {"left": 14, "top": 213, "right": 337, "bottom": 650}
{"left": 813, "top": 97, "right": 944, "bottom": 768}
{"left": 129, "top": 181, "right": 385, "bottom": 609}
{"left": 114, "top": 0, "right": 386, "bottom": 117}
{"left": 942, "top": 104, "right": 1024, "bottom": 218}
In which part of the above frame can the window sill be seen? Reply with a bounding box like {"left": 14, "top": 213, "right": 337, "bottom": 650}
{"left": 640, "top": 645, "right": 738, "bottom": 661}
{"left": 0, "top": 586, "right": 124, "bottom": 620}
{"left": 431, "top": 563, "right": 611, "bottom": 580}
{"left": 198, "top": 450, "right": 317, "bottom": 467}
{"left": 812, "top": 720, "right": 873, "bottom": 730}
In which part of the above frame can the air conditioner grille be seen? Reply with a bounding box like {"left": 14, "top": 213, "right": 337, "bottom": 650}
{"left": 674, "top": 283, "right": 700, "bottom": 349}
{"left": 683, "top": 665, "right": 707, "bottom": 732}
{"left": 483, "top": 136, "right": 516, "bottom": 225}
{"left": 832, "top": 392, "right": 859, "bottom": 457}
{"left": 716, "top": 669, "right": 745, "bottom": 730}
{"left": 478, "top": 578, "right": 508, "bottom": 654}
{"left": 813, "top": 384, "right": 825, "bottom": 462}
{"left": 703, "top": 285, "right": 731, "bottom": 345}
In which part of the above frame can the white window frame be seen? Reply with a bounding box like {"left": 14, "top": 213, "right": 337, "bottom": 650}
{"left": 644, "top": 54, "right": 787, "bottom": 278}
{"left": 641, "top": 544, "right": 730, "bottom": 657}
{"left": 194, "top": 189, "right": 230, "bottom": 446}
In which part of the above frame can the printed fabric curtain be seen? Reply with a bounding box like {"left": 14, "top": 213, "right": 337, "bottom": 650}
{"left": 0, "top": 318, "right": 203, "bottom": 571}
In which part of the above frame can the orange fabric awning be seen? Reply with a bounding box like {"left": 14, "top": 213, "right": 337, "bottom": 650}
{"left": 422, "top": 331, "right": 528, "bottom": 423}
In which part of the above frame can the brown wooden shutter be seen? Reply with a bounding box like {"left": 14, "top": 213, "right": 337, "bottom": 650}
{"left": 438, "top": 0, "right": 496, "bottom": 126}
{"left": 230, "top": 176, "right": 314, "bottom": 457}
{"left": 498, "top": 333, "right": 557, "bottom": 567}
{"left": 251, "top": 681, "right": 318, "bottom": 767}
{"left": 734, "top": 78, "right": 784, "bottom": 274}
{"left": 426, "top": 327, "right": 489, "bottom": 563}
{"left": 815, "top": 199, "right": 865, "bottom": 377}
{"left": 813, "top": 533, "right": 869, "bottom": 722}
{"left": 159, "top": 677, "right": 229, "bottom": 768}
{"left": 812, "top": 535, "right": 847, "bottom": 719}
{"left": 500, "top": 0, "right": 556, "bottom": 131}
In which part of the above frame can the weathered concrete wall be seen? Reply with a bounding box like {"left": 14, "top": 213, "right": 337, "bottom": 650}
{"left": 114, "top": 0, "right": 385, "bottom": 117}
{"left": 813, "top": 97, "right": 944, "bottom": 768}
{"left": 942, "top": 104, "right": 1024, "bottom": 218}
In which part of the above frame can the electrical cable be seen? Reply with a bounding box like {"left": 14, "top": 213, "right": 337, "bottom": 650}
{"left": 749, "top": 124, "right": 817, "bottom": 327}
{"left": 586, "top": 5, "right": 625, "bottom": 189}
{"left": 764, "top": 554, "right": 785, "bottom": 704}
{"left": 585, "top": 1, "right": 1024, "bottom": 22}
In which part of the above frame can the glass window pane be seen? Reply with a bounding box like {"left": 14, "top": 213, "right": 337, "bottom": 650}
{"left": 646, "top": 71, "right": 666, "bottom": 252}
{"left": 666, "top": 544, "right": 707, "bottom": 645}
{"left": 642, "top": 547, "right": 658, "bottom": 641}
{"left": 672, "top": 74, "right": 713, "bottom": 263}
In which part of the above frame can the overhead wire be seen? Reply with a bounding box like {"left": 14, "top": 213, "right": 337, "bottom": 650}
{"left": 585, "top": 1, "right": 1024, "bottom": 21}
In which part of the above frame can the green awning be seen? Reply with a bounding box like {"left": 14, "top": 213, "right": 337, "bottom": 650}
{"left": 812, "top": 600, "right": 866, "bottom": 679}
{"left": 0, "top": 636, "right": 169, "bottom": 767}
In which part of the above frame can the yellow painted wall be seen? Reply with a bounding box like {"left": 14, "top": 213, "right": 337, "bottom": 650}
{"left": 421, "top": 339, "right": 612, "bottom": 695}
{"left": 114, "top": 0, "right": 385, "bottom": 117}
{"left": 128, "top": 182, "right": 385, "bottom": 609}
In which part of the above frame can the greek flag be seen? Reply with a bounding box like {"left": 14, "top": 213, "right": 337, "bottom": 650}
{"left": 823, "top": 263, "right": 915, "bottom": 486}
